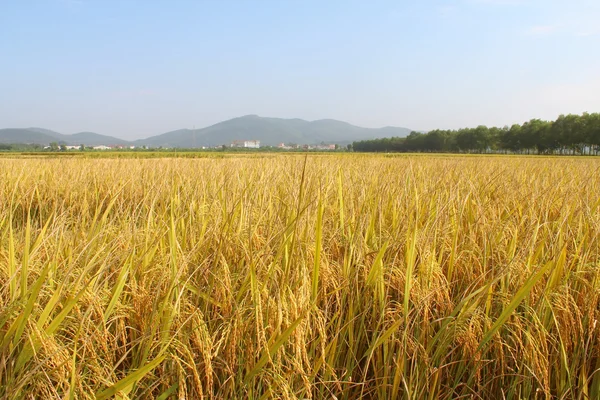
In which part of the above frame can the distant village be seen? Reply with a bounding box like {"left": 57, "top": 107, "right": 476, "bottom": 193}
{"left": 42, "top": 140, "right": 341, "bottom": 151}
{"left": 43, "top": 144, "right": 137, "bottom": 151}
{"left": 230, "top": 140, "right": 338, "bottom": 151}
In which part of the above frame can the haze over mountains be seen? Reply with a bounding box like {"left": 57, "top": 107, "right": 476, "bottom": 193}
{"left": 0, "top": 128, "right": 130, "bottom": 147}
{"left": 0, "top": 115, "right": 412, "bottom": 147}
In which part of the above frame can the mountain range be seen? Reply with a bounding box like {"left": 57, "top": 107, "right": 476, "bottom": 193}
{"left": 0, "top": 115, "right": 412, "bottom": 148}
{"left": 0, "top": 128, "right": 130, "bottom": 147}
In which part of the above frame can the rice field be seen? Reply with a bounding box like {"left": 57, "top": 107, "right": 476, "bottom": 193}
{"left": 1, "top": 154, "right": 599, "bottom": 399}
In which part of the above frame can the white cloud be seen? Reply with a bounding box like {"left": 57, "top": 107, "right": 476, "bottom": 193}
{"left": 574, "top": 30, "right": 599, "bottom": 37}
{"left": 526, "top": 25, "right": 560, "bottom": 35}
{"left": 525, "top": 18, "right": 600, "bottom": 38}
{"left": 468, "top": 0, "right": 528, "bottom": 5}
{"left": 467, "top": 0, "right": 600, "bottom": 38}
{"left": 530, "top": 1, "right": 600, "bottom": 37}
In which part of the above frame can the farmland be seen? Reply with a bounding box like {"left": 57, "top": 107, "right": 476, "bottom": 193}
{"left": 1, "top": 154, "right": 599, "bottom": 399}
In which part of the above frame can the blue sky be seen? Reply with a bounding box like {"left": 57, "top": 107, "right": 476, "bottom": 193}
{"left": 1, "top": 0, "right": 599, "bottom": 139}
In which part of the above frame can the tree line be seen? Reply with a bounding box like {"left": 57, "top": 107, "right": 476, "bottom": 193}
{"left": 352, "top": 113, "right": 600, "bottom": 155}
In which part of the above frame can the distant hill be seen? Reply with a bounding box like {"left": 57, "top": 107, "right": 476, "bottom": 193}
{"left": 0, "top": 128, "right": 130, "bottom": 146}
{"left": 27, "top": 127, "right": 65, "bottom": 138}
{"left": 136, "top": 115, "right": 412, "bottom": 147}
{"left": 134, "top": 129, "right": 195, "bottom": 148}
{"left": 67, "top": 132, "right": 130, "bottom": 146}
{"left": 0, "top": 129, "right": 63, "bottom": 145}
{"left": 1, "top": 116, "right": 413, "bottom": 148}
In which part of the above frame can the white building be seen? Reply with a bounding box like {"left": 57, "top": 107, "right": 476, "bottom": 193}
{"left": 93, "top": 145, "right": 111, "bottom": 150}
{"left": 231, "top": 140, "right": 260, "bottom": 148}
